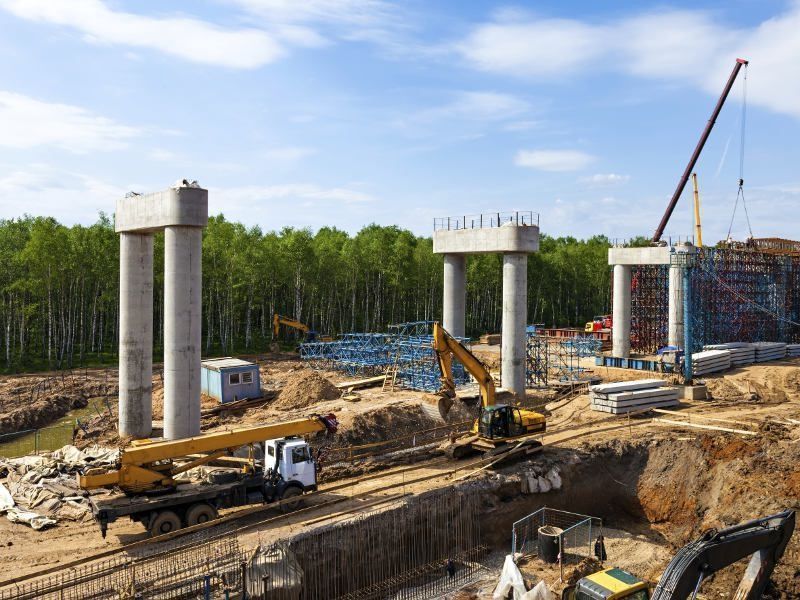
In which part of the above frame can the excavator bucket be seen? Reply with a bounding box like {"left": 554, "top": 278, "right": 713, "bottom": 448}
{"left": 421, "top": 392, "right": 453, "bottom": 422}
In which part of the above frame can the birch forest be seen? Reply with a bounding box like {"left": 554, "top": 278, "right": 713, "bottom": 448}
{"left": 0, "top": 214, "right": 613, "bottom": 371}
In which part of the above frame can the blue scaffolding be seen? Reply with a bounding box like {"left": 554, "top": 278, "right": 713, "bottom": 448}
{"left": 526, "top": 333, "right": 601, "bottom": 385}
{"left": 300, "top": 321, "right": 470, "bottom": 391}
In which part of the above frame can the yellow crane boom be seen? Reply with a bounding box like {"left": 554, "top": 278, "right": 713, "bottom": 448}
{"left": 432, "top": 322, "right": 496, "bottom": 409}
{"left": 79, "top": 414, "right": 338, "bottom": 493}
{"left": 692, "top": 172, "right": 703, "bottom": 247}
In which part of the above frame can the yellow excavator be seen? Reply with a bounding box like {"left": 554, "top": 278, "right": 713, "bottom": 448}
{"left": 272, "top": 313, "right": 332, "bottom": 344}
{"left": 426, "top": 322, "right": 546, "bottom": 458}
{"left": 78, "top": 414, "right": 338, "bottom": 536}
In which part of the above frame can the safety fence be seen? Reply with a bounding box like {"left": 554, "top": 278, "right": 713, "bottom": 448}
{"left": 511, "top": 507, "right": 602, "bottom": 571}
{"left": 0, "top": 491, "right": 486, "bottom": 600}
{"left": 433, "top": 211, "right": 539, "bottom": 231}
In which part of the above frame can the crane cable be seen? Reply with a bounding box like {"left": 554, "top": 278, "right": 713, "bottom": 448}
{"left": 727, "top": 63, "right": 753, "bottom": 241}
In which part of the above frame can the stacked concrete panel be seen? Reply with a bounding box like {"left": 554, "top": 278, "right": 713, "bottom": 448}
{"left": 589, "top": 379, "right": 679, "bottom": 414}
{"left": 691, "top": 349, "right": 731, "bottom": 375}
{"left": 703, "top": 343, "right": 755, "bottom": 366}
{"left": 787, "top": 344, "right": 800, "bottom": 357}
{"left": 752, "top": 342, "right": 787, "bottom": 362}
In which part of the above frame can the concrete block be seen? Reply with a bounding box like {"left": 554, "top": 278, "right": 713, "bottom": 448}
{"left": 116, "top": 185, "right": 208, "bottom": 233}
{"left": 681, "top": 384, "right": 707, "bottom": 401}
{"left": 433, "top": 224, "right": 539, "bottom": 255}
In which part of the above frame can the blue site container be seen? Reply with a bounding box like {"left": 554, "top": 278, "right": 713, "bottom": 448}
{"left": 201, "top": 357, "right": 261, "bottom": 404}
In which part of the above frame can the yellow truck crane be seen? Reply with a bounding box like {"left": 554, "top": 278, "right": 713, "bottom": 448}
{"left": 78, "top": 414, "right": 338, "bottom": 537}
{"left": 426, "top": 322, "right": 546, "bottom": 458}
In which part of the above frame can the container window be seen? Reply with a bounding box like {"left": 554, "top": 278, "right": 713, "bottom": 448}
{"left": 242, "top": 371, "right": 253, "bottom": 384}
{"left": 229, "top": 373, "right": 241, "bottom": 385}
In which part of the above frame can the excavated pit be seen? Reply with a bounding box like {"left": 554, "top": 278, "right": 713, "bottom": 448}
{"left": 464, "top": 432, "right": 800, "bottom": 598}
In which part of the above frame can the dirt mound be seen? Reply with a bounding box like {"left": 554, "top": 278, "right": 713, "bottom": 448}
{"left": 333, "top": 403, "right": 442, "bottom": 447}
{"left": 273, "top": 369, "right": 340, "bottom": 410}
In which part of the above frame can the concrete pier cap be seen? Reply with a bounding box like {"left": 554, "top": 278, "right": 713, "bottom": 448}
{"left": 433, "top": 211, "right": 539, "bottom": 400}
{"left": 116, "top": 180, "right": 208, "bottom": 440}
{"left": 608, "top": 242, "right": 696, "bottom": 357}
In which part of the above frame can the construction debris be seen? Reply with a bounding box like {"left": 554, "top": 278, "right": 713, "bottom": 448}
{"left": 0, "top": 444, "right": 117, "bottom": 529}
{"left": 590, "top": 380, "right": 679, "bottom": 414}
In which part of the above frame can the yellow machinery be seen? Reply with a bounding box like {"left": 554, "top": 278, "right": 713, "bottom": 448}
{"left": 563, "top": 568, "right": 649, "bottom": 600}
{"left": 79, "top": 415, "right": 337, "bottom": 494}
{"left": 272, "top": 313, "right": 331, "bottom": 343}
{"left": 692, "top": 172, "right": 703, "bottom": 247}
{"left": 427, "top": 322, "right": 546, "bottom": 458}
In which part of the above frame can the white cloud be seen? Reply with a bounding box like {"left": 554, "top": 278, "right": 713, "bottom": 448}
{"left": 515, "top": 149, "right": 594, "bottom": 172}
{"left": 229, "top": 0, "right": 394, "bottom": 26}
{"left": 0, "top": 91, "right": 140, "bottom": 153}
{"left": 456, "top": 6, "right": 800, "bottom": 119}
{"left": 0, "top": 166, "right": 124, "bottom": 223}
{"left": 581, "top": 173, "right": 630, "bottom": 185}
{"left": 215, "top": 184, "right": 374, "bottom": 206}
{"left": 0, "top": 0, "right": 284, "bottom": 69}
{"left": 262, "top": 147, "right": 317, "bottom": 161}
{"left": 400, "top": 91, "right": 530, "bottom": 131}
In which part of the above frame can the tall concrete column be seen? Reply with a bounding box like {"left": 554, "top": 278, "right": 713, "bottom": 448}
{"left": 442, "top": 254, "right": 466, "bottom": 337}
{"left": 118, "top": 233, "right": 154, "bottom": 438}
{"left": 164, "top": 226, "right": 203, "bottom": 439}
{"left": 668, "top": 264, "right": 684, "bottom": 348}
{"left": 612, "top": 264, "right": 632, "bottom": 358}
{"left": 501, "top": 253, "right": 527, "bottom": 399}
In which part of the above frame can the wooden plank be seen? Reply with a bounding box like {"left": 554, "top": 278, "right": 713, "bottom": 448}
{"left": 335, "top": 375, "right": 385, "bottom": 390}
{"left": 652, "top": 418, "right": 756, "bottom": 436}
{"left": 652, "top": 408, "right": 758, "bottom": 428}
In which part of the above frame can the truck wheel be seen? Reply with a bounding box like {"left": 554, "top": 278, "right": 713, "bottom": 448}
{"left": 185, "top": 503, "right": 218, "bottom": 526}
{"left": 149, "top": 510, "right": 182, "bottom": 536}
{"left": 280, "top": 487, "right": 304, "bottom": 513}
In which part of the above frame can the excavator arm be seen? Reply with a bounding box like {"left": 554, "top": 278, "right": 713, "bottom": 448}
{"left": 432, "top": 322, "right": 496, "bottom": 408}
{"left": 651, "top": 509, "right": 795, "bottom": 600}
{"left": 273, "top": 313, "right": 310, "bottom": 339}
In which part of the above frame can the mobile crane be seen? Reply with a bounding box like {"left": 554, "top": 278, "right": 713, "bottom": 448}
{"left": 78, "top": 414, "right": 338, "bottom": 537}
{"left": 562, "top": 509, "right": 795, "bottom": 600}
{"left": 425, "top": 322, "right": 546, "bottom": 458}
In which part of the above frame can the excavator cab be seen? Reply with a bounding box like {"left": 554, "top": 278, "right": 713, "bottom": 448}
{"left": 563, "top": 568, "right": 649, "bottom": 600}
{"left": 477, "top": 405, "right": 527, "bottom": 440}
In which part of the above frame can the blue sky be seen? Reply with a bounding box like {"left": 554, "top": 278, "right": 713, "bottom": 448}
{"left": 0, "top": 0, "right": 798, "bottom": 243}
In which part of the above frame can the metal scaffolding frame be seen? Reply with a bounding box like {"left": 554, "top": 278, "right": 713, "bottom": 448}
{"left": 526, "top": 334, "right": 601, "bottom": 386}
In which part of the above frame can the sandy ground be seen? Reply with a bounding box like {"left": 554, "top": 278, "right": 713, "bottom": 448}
{"left": 0, "top": 353, "right": 799, "bottom": 595}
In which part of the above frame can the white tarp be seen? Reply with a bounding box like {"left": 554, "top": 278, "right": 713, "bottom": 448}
{"left": 493, "top": 555, "right": 528, "bottom": 600}
{"left": 521, "top": 580, "right": 551, "bottom": 600}
{"left": 0, "top": 482, "right": 13, "bottom": 513}
{"left": 6, "top": 508, "right": 56, "bottom": 530}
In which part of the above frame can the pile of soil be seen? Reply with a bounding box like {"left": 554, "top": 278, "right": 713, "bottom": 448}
{"left": 272, "top": 369, "right": 340, "bottom": 410}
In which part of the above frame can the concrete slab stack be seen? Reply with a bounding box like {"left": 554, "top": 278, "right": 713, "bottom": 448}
{"left": 703, "top": 343, "right": 755, "bottom": 366}
{"left": 752, "top": 342, "right": 787, "bottom": 362}
{"left": 691, "top": 349, "right": 732, "bottom": 375}
{"left": 786, "top": 344, "right": 800, "bottom": 357}
{"left": 589, "top": 379, "right": 679, "bottom": 414}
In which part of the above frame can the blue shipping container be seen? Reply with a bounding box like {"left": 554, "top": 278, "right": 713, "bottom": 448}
{"left": 201, "top": 357, "right": 262, "bottom": 404}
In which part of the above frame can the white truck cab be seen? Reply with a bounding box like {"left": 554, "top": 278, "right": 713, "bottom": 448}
{"left": 264, "top": 437, "right": 318, "bottom": 490}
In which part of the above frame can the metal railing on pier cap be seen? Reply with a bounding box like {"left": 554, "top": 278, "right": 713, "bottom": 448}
{"left": 433, "top": 211, "right": 539, "bottom": 231}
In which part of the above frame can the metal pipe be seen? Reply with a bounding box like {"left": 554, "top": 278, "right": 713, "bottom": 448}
{"left": 652, "top": 58, "right": 748, "bottom": 243}
{"left": 683, "top": 263, "right": 693, "bottom": 383}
